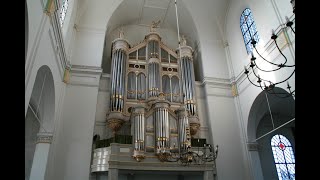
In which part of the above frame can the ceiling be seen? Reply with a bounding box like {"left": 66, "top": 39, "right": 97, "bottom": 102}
{"left": 71, "top": 0, "right": 231, "bottom": 73}
{"left": 102, "top": 0, "right": 200, "bottom": 73}
{"left": 106, "top": 0, "right": 196, "bottom": 36}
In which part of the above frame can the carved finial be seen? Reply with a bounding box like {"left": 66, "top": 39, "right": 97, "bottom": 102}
{"left": 181, "top": 34, "right": 187, "bottom": 46}
{"left": 150, "top": 20, "right": 161, "bottom": 32}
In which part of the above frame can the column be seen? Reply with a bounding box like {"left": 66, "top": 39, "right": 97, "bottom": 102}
{"left": 203, "top": 171, "right": 214, "bottom": 180}
{"left": 29, "top": 132, "right": 53, "bottom": 180}
{"left": 108, "top": 168, "right": 119, "bottom": 180}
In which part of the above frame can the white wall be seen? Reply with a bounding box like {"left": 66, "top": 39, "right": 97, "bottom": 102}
{"left": 25, "top": 1, "right": 69, "bottom": 180}
{"left": 224, "top": 1, "right": 295, "bottom": 179}
{"left": 94, "top": 74, "right": 111, "bottom": 139}
{"left": 70, "top": 0, "right": 122, "bottom": 67}
{"left": 51, "top": 83, "right": 100, "bottom": 180}
{"left": 204, "top": 85, "right": 248, "bottom": 180}
{"left": 183, "top": 0, "right": 230, "bottom": 80}
{"left": 225, "top": 0, "right": 295, "bottom": 141}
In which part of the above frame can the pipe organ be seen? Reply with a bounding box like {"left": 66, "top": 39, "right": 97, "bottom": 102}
{"left": 105, "top": 28, "right": 201, "bottom": 162}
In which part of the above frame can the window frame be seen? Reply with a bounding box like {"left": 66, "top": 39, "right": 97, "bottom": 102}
{"left": 240, "top": 8, "right": 259, "bottom": 54}
{"left": 271, "top": 134, "right": 295, "bottom": 180}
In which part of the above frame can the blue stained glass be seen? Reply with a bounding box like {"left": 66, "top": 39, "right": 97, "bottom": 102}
{"left": 247, "top": 15, "right": 253, "bottom": 26}
{"left": 249, "top": 26, "right": 255, "bottom": 37}
{"left": 241, "top": 24, "right": 248, "bottom": 34}
{"left": 244, "top": 33, "right": 251, "bottom": 44}
{"left": 244, "top": 8, "right": 251, "bottom": 15}
{"left": 240, "top": 8, "right": 259, "bottom": 54}
{"left": 240, "top": 15, "right": 245, "bottom": 25}
{"left": 271, "top": 135, "right": 295, "bottom": 180}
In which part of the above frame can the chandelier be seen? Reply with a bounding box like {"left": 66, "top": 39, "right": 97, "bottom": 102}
{"left": 244, "top": 1, "right": 295, "bottom": 98}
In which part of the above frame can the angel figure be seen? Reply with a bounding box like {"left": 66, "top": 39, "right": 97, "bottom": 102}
{"left": 118, "top": 28, "right": 124, "bottom": 39}
{"left": 150, "top": 20, "right": 161, "bottom": 32}
{"left": 181, "top": 34, "right": 187, "bottom": 46}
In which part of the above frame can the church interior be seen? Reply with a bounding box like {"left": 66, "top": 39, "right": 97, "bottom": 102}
{"left": 25, "top": 0, "right": 295, "bottom": 180}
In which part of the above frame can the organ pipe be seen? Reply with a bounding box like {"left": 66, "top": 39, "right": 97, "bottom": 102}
{"left": 110, "top": 39, "right": 129, "bottom": 112}
{"left": 179, "top": 53, "right": 197, "bottom": 115}
{"left": 177, "top": 107, "right": 190, "bottom": 152}
{"left": 133, "top": 106, "right": 145, "bottom": 162}
{"left": 155, "top": 105, "right": 170, "bottom": 154}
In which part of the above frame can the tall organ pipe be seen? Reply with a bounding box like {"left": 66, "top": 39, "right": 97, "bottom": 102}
{"left": 155, "top": 106, "right": 170, "bottom": 153}
{"left": 118, "top": 51, "right": 123, "bottom": 111}
{"left": 177, "top": 108, "right": 190, "bottom": 152}
{"left": 133, "top": 108, "right": 145, "bottom": 151}
{"left": 110, "top": 50, "right": 116, "bottom": 111}
{"left": 109, "top": 37, "right": 128, "bottom": 112}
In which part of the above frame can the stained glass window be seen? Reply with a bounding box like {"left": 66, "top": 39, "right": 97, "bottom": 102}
{"left": 271, "top": 134, "right": 295, "bottom": 180}
{"left": 240, "top": 8, "right": 259, "bottom": 54}
{"left": 59, "top": 0, "right": 69, "bottom": 27}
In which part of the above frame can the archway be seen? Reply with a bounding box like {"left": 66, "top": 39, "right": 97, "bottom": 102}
{"left": 25, "top": 65, "right": 55, "bottom": 180}
{"left": 247, "top": 88, "right": 295, "bottom": 180}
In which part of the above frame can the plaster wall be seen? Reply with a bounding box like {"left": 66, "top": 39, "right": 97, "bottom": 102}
{"left": 225, "top": 0, "right": 295, "bottom": 141}
{"left": 51, "top": 84, "right": 100, "bottom": 180}
{"left": 182, "top": 0, "right": 230, "bottom": 80}
{"left": 25, "top": 1, "right": 68, "bottom": 180}
{"left": 204, "top": 85, "right": 248, "bottom": 180}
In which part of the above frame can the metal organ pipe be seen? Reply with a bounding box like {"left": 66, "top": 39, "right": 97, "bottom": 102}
{"left": 177, "top": 108, "right": 190, "bottom": 152}
{"left": 110, "top": 50, "right": 116, "bottom": 111}
{"left": 109, "top": 37, "right": 128, "bottom": 113}
{"left": 119, "top": 50, "right": 123, "bottom": 111}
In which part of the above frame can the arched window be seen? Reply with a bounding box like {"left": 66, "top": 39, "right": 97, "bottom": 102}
{"left": 59, "top": 0, "right": 69, "bottom": 27}
{"left": 271, "top": 134, "right": 295, "bottom": 180}
{"left": 240, "top": 8, "right": 259, "bottom": 54}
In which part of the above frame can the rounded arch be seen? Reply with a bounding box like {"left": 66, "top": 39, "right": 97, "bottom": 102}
{"left": 247, "top": 87, "right": 295, "bottom": 141}
{"left": 102, "top": 0, "right": 199, "bottom": 75}
{"left": 26, "top": 65, "right": 55, "bottom": 179}
{"left": 28, "top": 65, "right": 55, "bottom": 132}
{"left": 247, "top": 88, "right": 295, "bottom": 180}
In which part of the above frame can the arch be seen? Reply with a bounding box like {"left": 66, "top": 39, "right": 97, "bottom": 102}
{"left": 26, "top": 65, "right": 55, "bottom": 179}
{"left": 28, "top": 65, "right": 55, "bottom": 132}
{"left": 271, "top": 134, "right": 295, "bottom": 179}
{"left": 247, "top": 88, "right": 295, "bottom": 180}
{"left": 102, "top": 0, "right": 199, "bottom": 76}
{"left": 247, "top": 88, "right": 295, "bottom": 141}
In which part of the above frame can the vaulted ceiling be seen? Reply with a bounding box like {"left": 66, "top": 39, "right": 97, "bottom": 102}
{"left": 75, "top": 0, "right": 231, "bottom": 74}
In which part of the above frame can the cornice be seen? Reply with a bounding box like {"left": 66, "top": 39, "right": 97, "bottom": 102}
{"left": 69, "top": 65, "right": 103, "bottom": 87}
{"left": 70, "top": 64, "right": 103, "bottom": 75}
{"left": 200, "top": 76, "right": 232, "bottom": 89}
